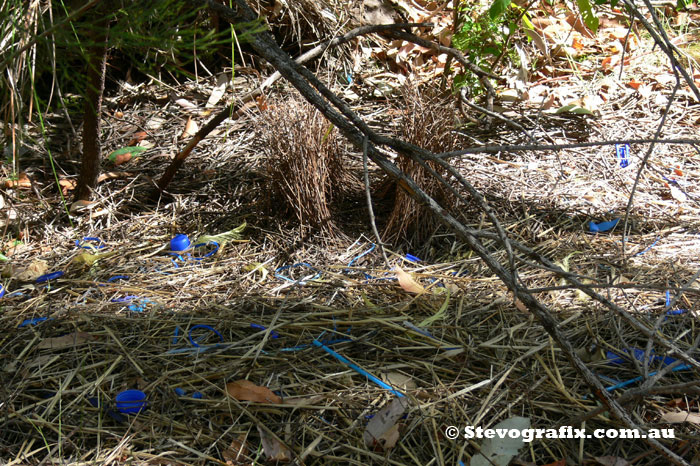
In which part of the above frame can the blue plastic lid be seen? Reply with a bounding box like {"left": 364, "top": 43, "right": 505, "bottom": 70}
{"left": 115, "top": 389, "right": 147, "bottom": 414}
{"left": 170, "top": 234, "right": 191, "bottom": 251}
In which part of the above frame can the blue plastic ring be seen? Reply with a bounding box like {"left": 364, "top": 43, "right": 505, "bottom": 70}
{"left": 188, "top": 324, "right": 224, "bottom": 347}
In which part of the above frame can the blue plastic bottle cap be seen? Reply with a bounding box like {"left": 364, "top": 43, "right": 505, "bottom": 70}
{"left": 170, "top": 234, "right": 191, "bottom": 251}
{"left": 115, "top": 389, "right": 147, "bottom": 414}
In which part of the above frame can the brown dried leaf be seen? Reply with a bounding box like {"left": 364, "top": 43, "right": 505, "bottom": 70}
{"left": 181, "top": 116, "right": 199, "bottom": 139}
{"left": 222, "top": 435, "right": 252, "bottom": 465}
{"left": 127, "top": 131, "right": 148, "bottom": 146}
{"left": 395, "top": 265, "right": 425, "bottom": 294}
{"left": 14, "top": 259, "right": 48, "bottom": 281}
{"left": 256, "top": 425, "right": 292, "bottom": 462}
{"left": 660, "top": 411, "right": 700, "bottom": 425}
{"left": 36, "top": 331, "right": 94, "bottom": 350}
{"left": 226, "top": 380, "right": 282, "bottom": 404}
{"left": 5, "top": 172, "right": 31, "bottom": 189}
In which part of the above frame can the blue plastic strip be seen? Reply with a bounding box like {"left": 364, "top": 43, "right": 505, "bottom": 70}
{"left": 275, "top": 262, "right": 322, "bottom": 283}
{"left": 312, "top": 338, "right": 404, "bottom": 397}
{"left": 250, "top": 323, "right": 280, "bottom": 339}
{"left": 76, "top": 237, "right": 106, "bottom": 250}
{"left": 111, "top": 295, "right": 138, "bottom": 303}
{"left": 635, "top": 237, "right": 659, "bottom": 256}
{"left": 106, "top": 275, "right": 129, "bottom": 282}
{"left": 0, "top": 284, "right": 4, "bottom": 299}
{"left": 405, "top": 254, "right": 421, "bottom": 263}
{"left": 36, "top": 271, "right": 65, "bottom": 283}
{"left": 192, "top": 241, "right": 219, "bottom": 259}
{"left": 188, "top": 324, "right": 224, "bottom": 347}
{"left": 347, "top": 244, "right": 375, "bottom": 268}
{"left": 172, "top": 326, "right": 181, "bottom": 345}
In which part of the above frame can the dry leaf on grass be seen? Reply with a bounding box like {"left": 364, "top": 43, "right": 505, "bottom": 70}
{"left": 395, "top": 265, "right": 425, "bottom": 294}
{"left": 222, "top": 435, "right": 252, "bottom": 465}
{"left": 4, "top": 172, "right": 31, "bottom": 189}
{"left": 226, "top": 380, "right": 282, "bottom": 404}
{"left": 660, "top": 411, "right": 700, "bottom": 425}
{"left": 257, "top": 425, "right": 292, "bottom": 462}
{"left": 36, "top": 331, "right": 94, "bottom": 350}
{"left": 181, "top": 116, "right": 199, "bottom": 139}
{"left": 364, "top": 397, "right": 409, "bottom": 450}
{"left": 14, "top": 259, "right": 48, "bottom": 281}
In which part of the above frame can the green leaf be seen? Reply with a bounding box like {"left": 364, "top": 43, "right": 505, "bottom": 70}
{"left": 489, "top": 0, "right": 511, "bottom": 20}
{"left": 576, "top": 0, "right": 599, "bottom": 33}
{"left": 521, "top": 13, "right": 534, "bottom": 30}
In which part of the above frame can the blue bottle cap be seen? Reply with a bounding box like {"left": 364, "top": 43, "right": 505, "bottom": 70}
{"left": 170, "top": 234, "right": 191, "bottom": 251}
{"left": 115, "top": 389, "right": 147, "bottom": 414}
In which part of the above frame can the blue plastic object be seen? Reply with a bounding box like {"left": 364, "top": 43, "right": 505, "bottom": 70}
{"left": 250, "top": 323, "right": 280, "bottom": 339}
{"left": 192, "top": 392, "right": 203, "bottom": 399}
{"left": 615, "top": 144, "right": 630, "bottom": 168}
{"left": 115, "top": 389, "right": 147, "bottom": 414}
{"left": 174, "top": 387, "right": 186, "bottom": 396}
{"left": 188, "top": 324, "right": 224, "bottom": 347}
{"left": 0, "top": 284, "right": 4, "bottom": 298}
{"left": 405, "top": 254, "right": 421, "bottom": 263}
{"left": 18, "top": 317, "right": 50, "bottom": 328}
{"left": 170, "top": 234, "right": 191, "bottom": 251}
{"left": 76, "top": 237, "right": 106, "bottom": 250}
{"left": 35, "top": 271, "right": 65, "bottom": 283}
{"left": 589, "top": 219, "right": 620, "bottom": 233}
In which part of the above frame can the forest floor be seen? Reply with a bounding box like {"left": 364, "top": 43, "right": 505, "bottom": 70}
{"left": 1, "top": 2, "right": 700, "bottom": 465}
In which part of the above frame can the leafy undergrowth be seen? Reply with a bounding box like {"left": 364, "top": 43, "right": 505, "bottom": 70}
{"left": 1, "top": 1, "right": 700, "bottom": 465}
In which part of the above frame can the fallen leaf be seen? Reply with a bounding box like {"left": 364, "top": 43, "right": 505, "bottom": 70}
{"left": 470, "top": 416, "right": 530, "bottom": 466}
{"left": 222, "top": 435, "right": 251, "bottom": 465}
{"left": 626, "top": 80, "right": 642, "bottom": 90}
{"left": 4, "top": 172, "right": 31, "bottom": 189}
{"left": 381, "top": 371, "right": 417, "bottom": 391}
{"left": 256, "top": 425, "right": 292, "bottom": 462}
{"left": 59, "top": 178, "right": 77, "bottom": 194}
{"left": 14, "top": 259, "right": 48, "bottom": 281}
{"left": 660, "top": 411, "right": 700, "bottom": 425}
{"left": 70, "top": 200, "right": 97, "bottom": 213}
{"left": 592, "top": 456, "right": 631, "bottom": 466}
{"left": 36, "top": 331, "right": 94, "bottom": 350}
{"left": 670, "top": 185, "right": 687, "bottom": 203}
{"left": 181, "top": 116, "right": 199, "bottom": 139}
{"left": 226, "top": 380, "right": 282, "bottom": 404}
{"left": 395, "top": 265, "right": 425, "bottom": 294}
{"left": 206, "top": 73, "right": 229, "bottom": 108}
{"left": 127, "top": 131, "right": 148, "bottom": 146}
{"left": 364, "top": 397, "right": 410, "bottom": 449}
{"left": 175, "top": 98, "right": 197, "bottom": 110}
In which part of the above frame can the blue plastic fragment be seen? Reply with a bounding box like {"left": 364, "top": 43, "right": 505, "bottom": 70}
{"left": 115, "top": 389, "right": 148, "bottom": 414}
{"left": 405, "top": 254, "right": 421, "bottom": 263}
{"left": 606, "top": 348, "right": 678, "bottom": 367}
{"left": 111, "top": 295, "right": 138, "bottom": 303}
{"left": 174, "top": 387, "right": 186, "bottom": 396}
{"left": 191, "top": 241, "right": 219, "bottom": 259}
{"left": 589, "top": 219, "right": 620, "bottom": 233}
{"left": 192, "top": 392, "right": 203, "bottom": 399}
{"left": 172, "top": 326, "right": 182, "bottom": 344}
{"left": 250, "top": 323, "right": 280, "bottom": 339}
{"left": 275, "top": 262, "right": 322, "bottom": 283}
{"left": 188, "top": 324, "right": 224, "bottom": 347}
{"left": 35, "top": 271, "right": 65, "bottom": 283}
{"left": 76, "top": 237, "right": 106, "bottom": 250}
{"left": 615, "top": 144, "right": 630, "bottom": 168}
{"left": 106, "top": 275, "right": 129, "bottom": 282}
{"left": 18, "top": 317, "right": 50, "bottom": 328}
{"left": 0, "top": 284, "right": 4, "bottom": 298}
{"left": 313, "top": 337, "right": 404, "bottom": 397}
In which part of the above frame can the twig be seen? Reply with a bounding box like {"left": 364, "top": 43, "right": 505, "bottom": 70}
{"left": 362, "top": 136, "right": 390, "bottom": 268}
